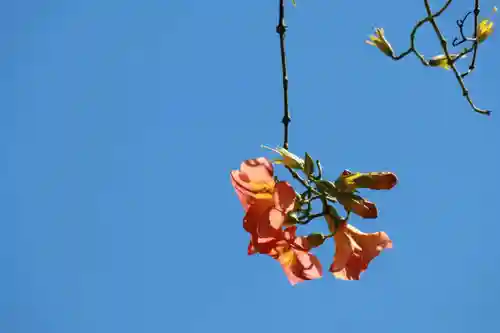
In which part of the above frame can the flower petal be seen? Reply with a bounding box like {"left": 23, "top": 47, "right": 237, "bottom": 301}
{"left": 247, "top": 241, "right": 257, "bottom": 255}
{"left": 240, "top": 157, "right": 274, "bottom": 183}
{"left": 231, "top": 171, "right": 273, "bottom": 204}
{"left": 230, "top": 178, "right": 254, "bottom": 210}
{"left": 280, "top": 261, "right": 305, "bottom": 286}
{"left": 278, "top": 248, "right": 323, "bottom": 285}
{"left": 243, "top": 199, "right": 273, "bottom": 234}
{"left": 330, "top": 224, "right": 358, "bottom": 274}
{"left": 243, "top": 200, "right": 284, "bottom": 254}
{"left": 346, "top": 225, "right": 393, "bottom": 261}
{"left": 230, "top": 158, "right": 275, "bottom": 210}
{"left": 293, "top": 250, "right": 323, "bottom": 280}
{"left": 273, "top": 181, "right": 296, "bottom": 213}
{"left": 288, "top": 231, "right": 313, "bottom": 252}
{"left": 268, "top": 208, "right": 287, "bottom": 230}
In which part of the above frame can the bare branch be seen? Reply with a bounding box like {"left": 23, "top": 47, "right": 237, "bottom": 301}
{"left": 424, "top": 0, "right": 490, "bottom": 115}
{"left": 276, "top": 0, "right": 291, "bottom": 149}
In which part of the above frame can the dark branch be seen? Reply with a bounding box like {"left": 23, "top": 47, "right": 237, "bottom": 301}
{"left": 462, "top": 0, "right": 481, "bottom": 78}
{"left": 276, "top": 0, "right": 291, "bottom": 149}
{"left": 385, "top": 0, "right": 490, "bottom": 115}
{"left": 423, "top": 0, "right": 490, "bottom": 115}
{"left": 452, "top": 11, "right": 473, "bottom": 47}
{"left": 298, "top": 212, "right": 325, "bottom": 224}
{"left": 391, "top": 0, "right": 453, "bottom": 65}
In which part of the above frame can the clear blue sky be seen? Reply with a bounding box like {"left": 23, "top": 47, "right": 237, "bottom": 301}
{"left": 2, "top": 0, "right": 499, "bottom": 332}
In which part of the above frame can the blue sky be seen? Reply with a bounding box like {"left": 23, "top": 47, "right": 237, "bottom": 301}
{"left": 2, "top": 0, "right": 499, "bottom": 332}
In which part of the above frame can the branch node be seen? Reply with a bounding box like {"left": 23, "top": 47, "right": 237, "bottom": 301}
{"left": 282, "top": 114, "right": 291, "bottom": 125}
{"left": 276, "top": 23, "right": 287, "bottom": 35}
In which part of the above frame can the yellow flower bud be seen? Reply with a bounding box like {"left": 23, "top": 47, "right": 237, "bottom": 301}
{"left": 366, "top": 28, "right": 395, "bottom": 58}
{"left": 478, "top": 7, "right": 496, "bottom": 43}
{"left": 478, "top": 20, "right": 494, "bottom": 43}
{"left": 428, "top": 54, "right": 463, "bottom": 70}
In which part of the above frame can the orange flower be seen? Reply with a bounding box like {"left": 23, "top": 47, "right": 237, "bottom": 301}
{"left": 232, "top": 157, "right": 298, "bottom": 252}
{"left": 327, "top": 217, "right": 392, "bottom": 280}
{"left": 231, "top": 157, "right": 322, "bottom": 285}
{"left": 243, "top": 189, "right": 323, "bottom": 285}
{"left": 230, "top": 157, "right": 275, "bottom": 211}
{"left": 242, "top": 182, "right": 297, "bottom": 253}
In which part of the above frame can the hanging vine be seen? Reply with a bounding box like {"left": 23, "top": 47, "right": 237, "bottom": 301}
{"left": 230, "top": 0, "right": 495, "bottom": 285}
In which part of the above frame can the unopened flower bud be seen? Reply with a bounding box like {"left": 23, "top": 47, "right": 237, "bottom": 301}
{"left": 306, "top": 233, "right": 326, "bottom": 248}
{"left": 478, "top": 7, "right": 496, "bottom": 43}
{"left": 478, "top": 20, "right": 494, "bottom": 43}
{"left": 337, "top": 194, "right": 378, "bottom": 219}
{"left": 366, "top": 28, "right": 395, "bottom": 57}
{"left": 428, "top": 54, "right": 463, "bottom": 70}
{"left": 352, "top": 172, "right": 398, "bottom": 190}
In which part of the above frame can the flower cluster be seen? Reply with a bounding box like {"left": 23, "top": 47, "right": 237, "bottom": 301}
{"left": 230, "top": 149, "right": 397, "bottom": 285}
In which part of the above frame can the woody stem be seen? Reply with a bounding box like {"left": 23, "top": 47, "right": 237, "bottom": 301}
{"left": 277, "top": 0, "right": 291, "bottom": 149}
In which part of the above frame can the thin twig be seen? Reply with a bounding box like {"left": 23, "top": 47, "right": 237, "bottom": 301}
{"left": 285, "top": 166, "right": 310, "bottom": 189}
{"left": 462, "top": 0, "right": 481, "bottom": 78}
{"left": 298, "top": 212, "right": 325, "bottom": 224}
{"left": 424, "top": 0, "right": 490, "bottom": 115}
{"left": 276, "top": 0, "right": 291, "bottom": 149}
{"left": 392, "top": 0, "right": 453, "bottom": 64}
{"left": 452, "top": 11, "right": 474, "bottom": 47}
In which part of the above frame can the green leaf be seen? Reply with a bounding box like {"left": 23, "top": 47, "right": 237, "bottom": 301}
{"left": 304, "top": 152, "right": 314, "bottom": 177}
{"left": 316, "top": 180, "right": 337, "bottom": 197}
{"left": 262, "top": 145, "right": 304, "bottom": 169}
